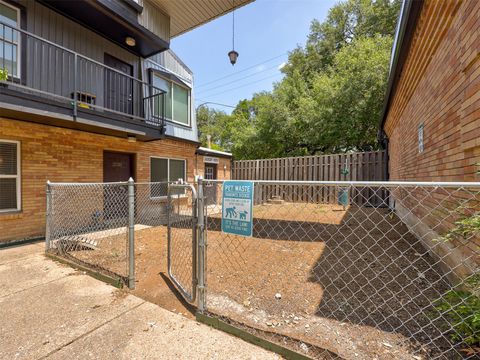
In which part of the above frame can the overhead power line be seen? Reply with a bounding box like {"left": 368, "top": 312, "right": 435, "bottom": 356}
{"left": 198, "top": 73, "right": 284, "bottom": 100}
{"left": 197, "top": 63, "right": 284, "bottom": 95}
{"left": 196, "top": 52, "right": 288, "bottom": 89}
{"left": 195, "top": 101, "right": 237, "bottom": 110}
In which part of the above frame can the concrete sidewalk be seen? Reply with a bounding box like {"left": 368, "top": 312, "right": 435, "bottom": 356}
{"left": 0, "top": 243, "right": 279, "bottom": 360}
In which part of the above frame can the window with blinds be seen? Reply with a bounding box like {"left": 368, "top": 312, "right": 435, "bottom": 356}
{"left": 0, "top": 140, "right": 20, "bottom": 211}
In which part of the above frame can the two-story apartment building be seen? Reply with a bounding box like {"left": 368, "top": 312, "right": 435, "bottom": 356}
{"left": 0, "top": 0, "right": 247, "bottom": 244}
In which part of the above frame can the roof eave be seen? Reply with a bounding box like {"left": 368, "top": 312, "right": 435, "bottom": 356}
{"left": 378, "top": 0, "right": 424, "bottom": 134}
{"left": 170, "top": 1, "right": 255, "bottom": 38}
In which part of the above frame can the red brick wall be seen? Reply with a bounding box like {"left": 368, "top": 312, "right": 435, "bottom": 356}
{"left": 0, "top": 118, "right": 199, "bottom": 243}
{"left": 385, "top": 0, "right": 480, "bottom": 182}
{"left": 384, "top": 0, "right": 480, "bottom": 277}
{"left": 195, "top": 156, "right": 232, "bottom": 181}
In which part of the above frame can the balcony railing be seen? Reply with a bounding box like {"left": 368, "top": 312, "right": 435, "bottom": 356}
{"left": 0, "top": 22, "right": 166, "bottom": 131}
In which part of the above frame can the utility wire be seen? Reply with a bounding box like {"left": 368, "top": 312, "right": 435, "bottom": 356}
{"left": 195, "top": 101, "right": 237, "bottom": 110}
{"left": 196, "top": 53, "right": 288, "bottom": 89}
{"left": 199, "top": 73, "right": 283, "bottom": 100}
{"left": 197, "top": 63, "right": 284, "bottom": 95}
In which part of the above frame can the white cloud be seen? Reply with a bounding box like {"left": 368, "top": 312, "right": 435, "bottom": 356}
{"left": 255, "top": 64, "right": 266, "bottom": 72}
{"left": 277, "top": 62, "right": 287, "bottom": 70}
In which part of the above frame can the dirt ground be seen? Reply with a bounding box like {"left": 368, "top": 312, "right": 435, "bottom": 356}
{"left": 62, "top": 203, "right": 464, "bottom": 360}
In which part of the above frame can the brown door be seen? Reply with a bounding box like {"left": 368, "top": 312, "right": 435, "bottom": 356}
{"left": 103, "top": 151, "right": 134, "bottom": 219}
{"left": 204, "top": 164, "right": 218, "bottom": 205}
{"left": 104, "top": 54, "right": 134, "bottom": 115}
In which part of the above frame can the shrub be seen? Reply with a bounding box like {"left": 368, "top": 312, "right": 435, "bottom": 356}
{"left": 0, "top": 68, "right": 8, "bottom": 81}
{"left": 434, "top": 204, "right": 479, "bottom": 346}
{"left": 434, "top": 275, "right": 480, "bottom": 345}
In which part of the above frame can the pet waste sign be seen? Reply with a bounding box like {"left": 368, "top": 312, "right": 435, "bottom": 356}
{"left": 221, "top": 181, "right": 254, "bottom": 237}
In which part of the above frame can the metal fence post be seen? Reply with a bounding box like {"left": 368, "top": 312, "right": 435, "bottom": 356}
{"left": 73, "top": 53, "right": 78, "bottom": 119}
{"left": 45, "top": 181, "right": 52, "bottom": 252}
{"left": 197, "top": 178, "right": 206, "bottom": 312}
{"left": 128, "top": 177, "right": 135, "bottom": 289}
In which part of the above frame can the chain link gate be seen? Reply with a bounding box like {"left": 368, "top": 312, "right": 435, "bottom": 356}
{"left": 45, "top": 179, "right": 480, "bottom": 359}
{"left": 199, "top": 180, "right": 480, "bottom": 360}
{"left": 167, "top": 183, "right": 199, "bottom": 303}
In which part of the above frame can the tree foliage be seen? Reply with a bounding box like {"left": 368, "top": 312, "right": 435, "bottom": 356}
{"left": 197, "top": 0, "right": 401, "bottom": 159}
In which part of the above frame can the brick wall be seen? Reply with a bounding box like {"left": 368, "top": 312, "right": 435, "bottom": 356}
{"left": 385, "top": 0, "right": 479, "bottom": 182}
{"left": 384, "top": 0, "right": 480, "bottom": 278}
{"left": 0, "top": 118, "right": 200, "bottom": 243}
{"left": 195, "top": 156, "right": 232, "bottom": 181}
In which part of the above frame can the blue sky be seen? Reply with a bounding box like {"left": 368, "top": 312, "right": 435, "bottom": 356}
{"left": 170, "top": 0, "right": 337, "bottom": 113}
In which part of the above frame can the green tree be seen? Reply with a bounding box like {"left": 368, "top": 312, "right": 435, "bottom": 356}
{"left": 307, "top": 36, "right": 394, "bottom": 152}
{"left": 196, "top": 0, "right": 401, "bottom": 159}
{"left": 196, "top": 103, "right": 256, "bottom": 155}
{"left": 283, "top": 0, "right": 400, "bottom": 79}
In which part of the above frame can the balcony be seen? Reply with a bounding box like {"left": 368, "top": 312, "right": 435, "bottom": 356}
{"left": 0, "top": 22, "right": 166, "bottom": 140}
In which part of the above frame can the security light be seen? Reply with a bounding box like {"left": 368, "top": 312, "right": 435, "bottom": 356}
{"left": 125, "top": 37, "right": 136, "bottom": 47}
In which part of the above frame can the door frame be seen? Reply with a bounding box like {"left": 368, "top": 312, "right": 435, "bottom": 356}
{"left": 102, "top": 151, "right": 136, "bottom": 221}
{"left": 204, "top": 163, "right": 218, "bottom": 205}
{"left": 103, "top": 150, "right": 136, "bottom": 182}
{"left": 103, "top": 53, "right": 134, "bottom": 115}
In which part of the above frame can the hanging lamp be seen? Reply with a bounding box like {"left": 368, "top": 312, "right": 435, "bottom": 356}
{"left": 228, "top": 0, "right": 239, "bottom": 65}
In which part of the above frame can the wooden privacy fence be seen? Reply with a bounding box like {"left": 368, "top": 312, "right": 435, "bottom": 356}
{"left": 232, "top": 150, "right": 388, "bottom": 206}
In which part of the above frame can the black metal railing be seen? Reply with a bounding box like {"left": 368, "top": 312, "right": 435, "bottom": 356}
{"left": 0, "top": 22, "right": 166, "bottom": 130}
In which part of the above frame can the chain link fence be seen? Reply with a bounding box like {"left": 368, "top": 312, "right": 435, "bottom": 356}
{"left": 167, "top": 183, "right": 198, "bottom": 302}
{"left": 45, "top": 179, "right": 480, "bottom": 359}
{"left": 202, "top": 180, "right": 480, "bottom": 360}
{"left": 46, "top": 181, "right": 173, "bottom": 287}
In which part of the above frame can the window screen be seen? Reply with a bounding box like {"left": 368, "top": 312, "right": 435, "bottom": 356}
{"left": 172, "top": 84, "right": 189, "bottom": 125}
{"left": 152, "top": 73, "right": 190, "bottom": 125}
{"left": 169, "top": 159, "right": 185, "bottom": 182}
{"left": 152, "top": 75, "right": 172, "bottom": 120}
{"left": 150, "top": 158, "right": 168, "bottom": 197}
{"left": 0, "top": 141, "right": 19, "bottom": 211}
{"left": 150, "top": 158, "right": 186, "bottom": 198}
{"left": 150, "top": 158, "right": 168, "bottom": 183}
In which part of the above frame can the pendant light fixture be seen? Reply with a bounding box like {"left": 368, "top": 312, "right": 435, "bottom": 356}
{"left": 228, "top": 0, "right": 239, "bottom": 65}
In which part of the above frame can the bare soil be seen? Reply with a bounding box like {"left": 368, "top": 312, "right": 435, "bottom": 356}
{"left": 65, "top": 203, "right": 463, "bottom": 360}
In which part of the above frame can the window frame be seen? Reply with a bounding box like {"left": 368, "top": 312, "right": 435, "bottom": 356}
{"left": 151, "top": 71, "right": 191, "bottom": 127}
{"left": 0, "top": 139, "right": 21, "bottom": 212}
{"left": 0, "top": 0, "right": 21, "bottom": 79}
{"left": 149, "top": 156, "right": 186, "bottom": 199}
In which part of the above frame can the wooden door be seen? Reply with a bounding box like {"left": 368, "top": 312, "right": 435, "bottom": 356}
{"left": 103, "top": 151, "right": 134, "bottom": 220}
{"left": 104, "top": 54, "right": 133, "bottom": 115}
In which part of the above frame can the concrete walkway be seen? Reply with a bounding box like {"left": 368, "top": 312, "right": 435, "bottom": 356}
{"left": 0, "top": 243, "right": 279, "bottom": 360}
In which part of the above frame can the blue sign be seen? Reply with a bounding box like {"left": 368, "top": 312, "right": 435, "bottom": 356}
{"left": 221, "top": 181, "right": 254, "bottom": 237}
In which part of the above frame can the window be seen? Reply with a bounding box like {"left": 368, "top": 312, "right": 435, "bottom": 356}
{"left": 150, "top": 157, "right": 186, "bottom": 197}
{"left": 0, "top": 140, "right": 20, "bottom": 212}
{"left": 418, "top": 123, "right": 424, "bottom": 153}
{"left": 152, "top": 73, "right": 190, "bottom": 126}
{"left": 0, "top": 0, "right": 20, "bottom": 78}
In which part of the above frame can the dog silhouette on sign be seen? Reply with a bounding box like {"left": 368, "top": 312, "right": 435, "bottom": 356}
{"left": 225, "top": 206, "right": 237, "bottom": 218}
{"left": 239, "top": 210, "right": 248, "bottom": 220}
